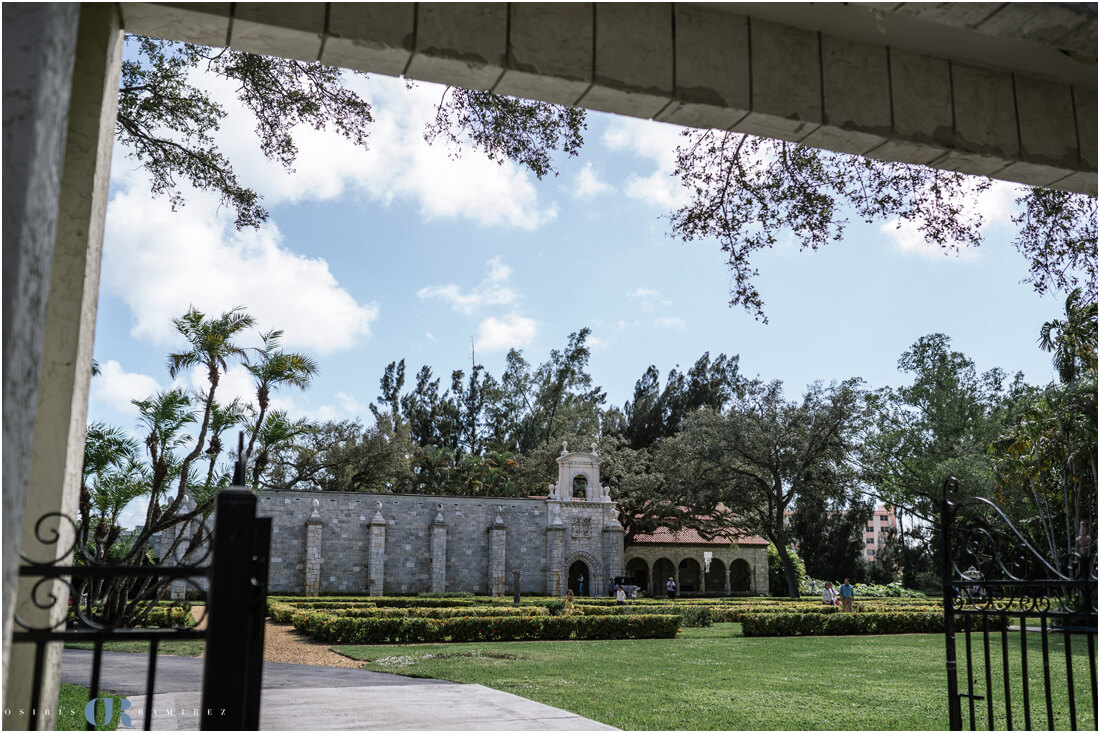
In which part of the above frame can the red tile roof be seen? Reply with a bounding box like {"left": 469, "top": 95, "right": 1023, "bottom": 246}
{"left": 630, "top": 525, "right": 768, "bottom": 547}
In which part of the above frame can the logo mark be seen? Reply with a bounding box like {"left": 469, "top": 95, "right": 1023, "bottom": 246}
{"left": 84, "top": 697, "right": 132, "bottom": 727}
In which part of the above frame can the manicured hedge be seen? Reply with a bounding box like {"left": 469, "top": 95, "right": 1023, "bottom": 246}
{"left": 290, "top": 609, "right": 680, "bottom": 643}
{"left": 573, "top": 604, "right": 713, "bottom": 627}
{"left": 709, "top": 602, "right": 940, "bottom": 623}
{"left": 740, "top": 611, "right": 1007, "bottom": 636}
{"left": 327, "top": 606, "right": 550, "bottom": 620}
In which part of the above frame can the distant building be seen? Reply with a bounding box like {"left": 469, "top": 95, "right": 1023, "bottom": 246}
{"left": 862, "top": 505, "right": 897, "bottom": 560}
{"left": 625, "top": 525, "right": 769, "bottom": 597}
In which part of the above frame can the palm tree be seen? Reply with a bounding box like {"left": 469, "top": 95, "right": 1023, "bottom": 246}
{"left": 242, "top": 329, "right": 318, "bottom": 485}
{"left": 1038, "top": 288, "right": 1098, "bottom": 384}
{"left": 249, "top": 410, "right": 314, "bottom": 488}
{"left": 165, "top": 306, "right": 254, "bottom": 507}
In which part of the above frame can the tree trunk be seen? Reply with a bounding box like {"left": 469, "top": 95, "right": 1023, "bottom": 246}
{"left": 774, "top": 540, "right": 801, "bottom": 599}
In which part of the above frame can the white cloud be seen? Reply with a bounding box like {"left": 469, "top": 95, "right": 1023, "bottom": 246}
{"left": 418, "top": 257, "right": 518, "bottom": 314}
{"left": 628, "top": 287, "right": 672, "bottom": 312}
{"left": 102, "top": 185, "right": 379, "bottom": 354}
{"left": 880, "top": 219, "right": 979, "bottom": 261}
{"left": 201, "top": 71, "right": 556, "bottom": 230}
{"left": 476, "top": 314, "right": 539, "bottom": 352}
{"left": 652, "top": 316, "right": 685, "bottom": 330}
{"left": 573, "top": 163, "right": 612, "bottom": 199}
{"left": 335, "top": 391, "right": 364, "bottom": 416}
{"left": 89, "top": 360, "right": 163, "bottom": 421}
{"left": 603, "top": 117, "right": 690, "bottom": 209}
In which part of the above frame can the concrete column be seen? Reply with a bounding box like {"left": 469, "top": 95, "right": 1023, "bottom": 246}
{"left": 3, "top": 6, "right": 121, "bottom": 728}
{"left": 602, "top": 511, "right": 624, "bottom": 597}
{"left": 304, "top": 500, "right": 323, "bottom": 597}
{"left": 367, "top": 503, "right": 386, "bottom": 597}
{"left": 1, "top": 2, "right": 80, "bottom": 701}
{"left": 429, "top": 504, "right": 447, "bottom": 594}
{"left": 546, "top": 506, "right": 565, "bottom": 597}
{"left": 488, "top": 507, "right": 507, "bottom": 597}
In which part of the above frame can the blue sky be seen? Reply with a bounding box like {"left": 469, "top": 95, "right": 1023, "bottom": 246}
{"left": 90, "top": 69, "right": 1066, "bottom": 451}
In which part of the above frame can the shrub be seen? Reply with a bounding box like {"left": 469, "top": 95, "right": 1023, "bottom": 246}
{"left": 289, "top": 609, "right": 681, "bottom": 644}
{"left": 739, "top": 611, "right": 1006, "bottom": 636}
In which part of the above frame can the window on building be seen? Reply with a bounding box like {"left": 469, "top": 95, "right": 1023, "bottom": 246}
{"left": 866, "top": 525, "right": 873, "bottom": 531}
{"left": 866, "top": 538, "right": 874, "bottom": 544}
{"left": 880, "top": 515, "right": 888, "bottom": 521}
{"left": 868, "top": 550, "right": 875, "bottom": 556}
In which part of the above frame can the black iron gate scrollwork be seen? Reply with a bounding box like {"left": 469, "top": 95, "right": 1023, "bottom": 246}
{"left": 10, "top": 468, "right": 271, "bottom": 731}
{"left": 941, "top": 477, "right": 1097, "bottom": 731}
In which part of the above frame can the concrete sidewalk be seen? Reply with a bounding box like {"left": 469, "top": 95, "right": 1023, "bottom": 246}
{"left": 62, "top": 650, "right": 616, "bottom": 731}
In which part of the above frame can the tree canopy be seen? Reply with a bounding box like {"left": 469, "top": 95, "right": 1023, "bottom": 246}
{"left": 118, "top": 34, "right": 1096, "bottom": 323}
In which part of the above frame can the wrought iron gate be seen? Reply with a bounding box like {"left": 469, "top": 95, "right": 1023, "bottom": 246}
{"left": 10, "top": 477, "right": 270, "bottom": 731}
{"left": 941, "top": 478, "right": 1097, "bottom": 730}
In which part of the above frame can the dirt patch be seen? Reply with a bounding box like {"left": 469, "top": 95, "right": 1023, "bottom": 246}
{"left": 193, "top": 610, "right": 363, "bottom": 669}
{"left": 261, "top": 620, "right": 365, "bottom": 668}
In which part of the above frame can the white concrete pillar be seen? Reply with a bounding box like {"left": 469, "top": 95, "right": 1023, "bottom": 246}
{"left": 429, "top": 505, "right": 447, "bottom": 594}
{"left": 367, "top": 503, "right": 386, "bottom": 597}
{"left": 3, "top": 6, "right": 121, "bottom": 729}
{"left": 304, "top": 500, "right": 323, "bottom": 596}
{"left": 1, "top": 1, "right": 81, "bottom": 700}
{"left": 488, "top": 507, "right": 507, "bottom": 597}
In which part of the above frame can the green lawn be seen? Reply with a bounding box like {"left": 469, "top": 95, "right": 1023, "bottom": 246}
{"left": 58, "top": 684, "right": 124, "bottom": 731}
{"left": 334, "top": 624, "right": 1096, "bottom": 730}
{"left": 65, "top": 639, "right": 206, "bottom": 656}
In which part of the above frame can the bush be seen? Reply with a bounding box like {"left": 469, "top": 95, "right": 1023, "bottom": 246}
{"left": 416, "top": 591, "right": 475, "bottom": 598}
{"left": 739, "top": 611, "right": 1005, "bottom": 636}
{"left": 290, "top": 609, "right": 680, "bottom": 644}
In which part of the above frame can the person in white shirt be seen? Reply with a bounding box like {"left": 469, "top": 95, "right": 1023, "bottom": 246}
{"left": 615, "top": 585, "right": 626, "bottom": 605}
{"left": 822, "top": 581, "right": 838, "bottom": 606}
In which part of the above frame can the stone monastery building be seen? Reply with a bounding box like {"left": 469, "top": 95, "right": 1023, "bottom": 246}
{"left": 258, "top": 444, "right": 769, "bottom": 597}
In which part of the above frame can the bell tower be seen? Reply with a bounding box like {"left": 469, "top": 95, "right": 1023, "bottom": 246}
{"left": 550, "top": 441, "right": 610, "bottom": 502}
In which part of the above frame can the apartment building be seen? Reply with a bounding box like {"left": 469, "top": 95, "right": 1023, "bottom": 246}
{"left": 863, "top": 505, "right": 898, "bottom": 560}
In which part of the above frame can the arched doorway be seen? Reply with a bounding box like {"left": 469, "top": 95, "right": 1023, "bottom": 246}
{"left": 568, "top": 560, "right": 590, "bottom": 596}
{"left": 652, "top": 558, "right": 675, "bottom": 597}
{"left": 705, "top": 558, "right": 727, "bottom": 595}
{"left": 625, "top": 557, "right": 649, "bottom": 592}
{"left": 678, "top": 558, "right": 701, "bottom": 593}
{"left": 731, "top": 559, "right": 752, "bottom": 593}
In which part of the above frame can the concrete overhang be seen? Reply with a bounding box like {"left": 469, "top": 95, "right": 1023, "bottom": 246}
{"left": 116, "top": 2, "right": 1098, "bottom": 194}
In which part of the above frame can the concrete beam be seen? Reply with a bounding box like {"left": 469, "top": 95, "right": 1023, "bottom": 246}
{"left": 118, "top": 2, "right": 1094, "bottom": 194}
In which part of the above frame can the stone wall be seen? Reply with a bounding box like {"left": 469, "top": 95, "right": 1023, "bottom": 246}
{"left": 257, "top": 490, "right": 621, "bottom": 596}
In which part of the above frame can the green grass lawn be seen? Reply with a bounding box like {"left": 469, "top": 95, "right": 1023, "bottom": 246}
{"left": 64, "top": 639, "right": 205, "bottom": 656}
{"left": 334, "top": 624, "right": 1095, "bottom": 730}
{"left": 58, "top": 684, "right": 124, "bottom": 731}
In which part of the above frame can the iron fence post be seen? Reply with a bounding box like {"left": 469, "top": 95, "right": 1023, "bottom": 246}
{"left": 941, "top": 477, "right": 962, "bottom": 731}
{"left": 201, "top": 487, "right": 258, "bottom": 730}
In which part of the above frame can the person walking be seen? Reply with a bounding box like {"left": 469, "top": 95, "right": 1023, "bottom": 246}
{"left": 822, "top": 581, "right": 838, "bottom": 606}
{"left": 839, "top": 578, "right": 855, "bottom": 612}
{"left": 615, "top": 585, "right": 627, "bottom": 606}
{"left": 666, "top": 576, "right": 677, "bottom": 600}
